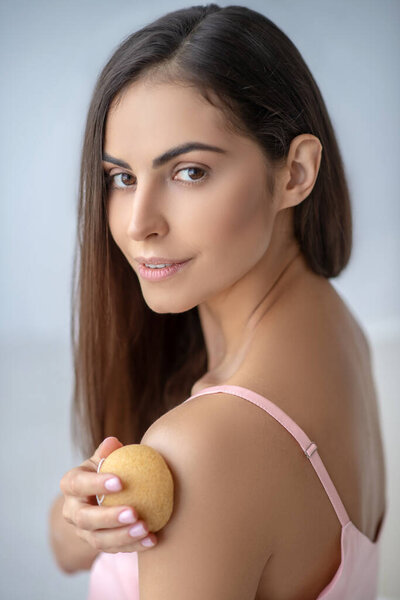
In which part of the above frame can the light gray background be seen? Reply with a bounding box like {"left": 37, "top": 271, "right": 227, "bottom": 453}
{"left": 0, "top": 0, "right": 399, "bottom": 598}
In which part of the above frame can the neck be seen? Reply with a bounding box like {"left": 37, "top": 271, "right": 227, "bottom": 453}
{"left": 197, "top": 240, "right": 304, "bottom": 381}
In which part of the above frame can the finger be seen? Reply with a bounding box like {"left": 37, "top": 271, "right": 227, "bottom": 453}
{"left": 60, "top": 467, "right": 123, "bottom": 499}
{"left": 72, "top": 502, "right": 159, "bottom": 552}
{"left": 92, "top": 437, "right": 123, "bottom": 464}
{"left": 75, "top": 504, "right": 140, "bottom": 531}
{"left": 78, "top": 438, "right": 124, "bottom": 475}
{"left": 86, "top": 519, "right": 157, "bottom": 553}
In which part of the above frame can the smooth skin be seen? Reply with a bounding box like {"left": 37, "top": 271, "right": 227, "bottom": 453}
{"left": 104, "top": 78, "right": 321, "bottom": 343}
{"left": 57, "top": 77, "right": 385, "bottom": 596}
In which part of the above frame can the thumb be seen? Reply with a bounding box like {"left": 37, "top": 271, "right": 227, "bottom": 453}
{"left": 92, "top": 436, "right": 123, "bottom": 463}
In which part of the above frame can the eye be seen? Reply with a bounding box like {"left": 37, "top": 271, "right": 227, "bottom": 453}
{"left": 105, "top": 172, "right": 135, "bottom": 190}
{"left": 104, "top": 166, "right": 208, "bottom": 191}
{"left": 174, "top": 166, "right": 208, "bottom": 185}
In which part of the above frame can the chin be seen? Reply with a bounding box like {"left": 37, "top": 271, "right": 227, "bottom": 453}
{"left": 144, "top": 295, "right": 198, "bottom": 315}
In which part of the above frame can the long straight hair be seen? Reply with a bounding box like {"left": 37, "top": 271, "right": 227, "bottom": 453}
{"left": 71, "top": 4, "right": 352, "bottom": 459}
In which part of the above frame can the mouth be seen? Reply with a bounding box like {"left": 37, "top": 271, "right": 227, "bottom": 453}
{"left": 138, "top": 258, "right": 192, "bottom": 281}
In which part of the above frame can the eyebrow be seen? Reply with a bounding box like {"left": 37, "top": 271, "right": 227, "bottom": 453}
{"left": 102, "top": 141, "right": 227, "bottom": 170}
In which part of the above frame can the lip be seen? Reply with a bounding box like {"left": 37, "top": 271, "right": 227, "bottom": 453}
{"left": 138, "top": 259, "right": 191, "bottom": 281}
{"left": 135, "top": 256, "right": 191, "bottom": 265}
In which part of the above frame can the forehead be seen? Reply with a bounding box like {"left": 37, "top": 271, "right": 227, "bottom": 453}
{"left": 104, "top": 81, "right": 234, "bottom": 148}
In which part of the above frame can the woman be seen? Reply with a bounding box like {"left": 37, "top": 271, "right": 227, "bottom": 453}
{"left": 49, "top": 4, "right": 387, "bottom": 598}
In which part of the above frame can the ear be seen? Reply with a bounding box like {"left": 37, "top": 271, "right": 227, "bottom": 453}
{"left": 273, "top": 134, "right": 323, "bottom": 211}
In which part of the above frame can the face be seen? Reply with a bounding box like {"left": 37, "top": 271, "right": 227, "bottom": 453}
{"left": 103, "top": 80, "right": 279, "bottom": 314}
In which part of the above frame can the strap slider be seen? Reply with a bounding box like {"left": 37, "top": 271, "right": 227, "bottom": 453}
{"left": 304, "top": 442, "right": 318, "bottom": 459}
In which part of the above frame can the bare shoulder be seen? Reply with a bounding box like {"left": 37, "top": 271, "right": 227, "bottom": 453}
{"left": 229, "top": 270, "right": 385, "bottom": 539}
{"left": 138, "top": 392, "right": 277, "bottom": 598}
{"left": 210, "top": 273, "right": 386, "bottom": 596}
{"left": 142, "top": 390, "right": 281, "bottom": 542}
{"left": 138, "top": 271, "right": 385, "bottom": 597}
{"left": 236, "top": 273, "right": 373, "bottom": 430}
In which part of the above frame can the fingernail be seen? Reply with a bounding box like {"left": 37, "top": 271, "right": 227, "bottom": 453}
{"left": 105, "top": 477, "right": 122, "bottom": 491}
{"left": 118, "top": 509, "right": 136, "bottom": 524}
{"left": 141, "top": 537, "right": 155, "bottom": 547}
{"left": 129, "top": 523, "right": 146, "bottom": 537}
{"left": 101, "top": 437, "right": 114, "bottom": 445}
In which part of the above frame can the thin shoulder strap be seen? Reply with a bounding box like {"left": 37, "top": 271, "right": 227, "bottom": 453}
{"left": 183, "top": 384, "right": 350, "bottom": 527}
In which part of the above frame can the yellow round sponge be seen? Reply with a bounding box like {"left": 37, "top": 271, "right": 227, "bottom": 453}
{"left": 97, "top": 444, "right": 174, "bottom": 533}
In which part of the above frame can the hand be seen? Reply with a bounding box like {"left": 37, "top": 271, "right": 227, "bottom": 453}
{"left": 59, "top": 436, "right": 157, "bottom": 553}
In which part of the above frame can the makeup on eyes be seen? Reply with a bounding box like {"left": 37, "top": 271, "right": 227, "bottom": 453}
{"left": 102, "top": 140, "right": 227, "bottom": 191}
{"left": 104, "top": 166, "right": 209, "bottom": 190}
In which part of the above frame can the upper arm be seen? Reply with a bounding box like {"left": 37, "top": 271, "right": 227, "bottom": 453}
{"left": 138, "top": 393, "right": 274, "bottom": 599}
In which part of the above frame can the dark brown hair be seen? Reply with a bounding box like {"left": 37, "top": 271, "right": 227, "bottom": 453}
{"left": 71, "top": 4, "right": 352, "bottom": 459}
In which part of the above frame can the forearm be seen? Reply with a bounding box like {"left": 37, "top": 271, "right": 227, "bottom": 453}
{"left": 48, "top": 493, "right": 101, "bottom": 574}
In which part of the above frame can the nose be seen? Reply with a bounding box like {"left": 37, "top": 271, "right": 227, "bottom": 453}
{"left": 126, "top": 181, "right": 168, "bottom": 241}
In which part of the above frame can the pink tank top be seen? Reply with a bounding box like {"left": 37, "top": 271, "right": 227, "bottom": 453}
{"left": 87, "top": 384, "right": 386, "bottom": 599}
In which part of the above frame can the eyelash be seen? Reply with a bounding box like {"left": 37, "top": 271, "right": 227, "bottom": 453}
{"left": 105, "top": 166, "right": 208, "bottom": 190}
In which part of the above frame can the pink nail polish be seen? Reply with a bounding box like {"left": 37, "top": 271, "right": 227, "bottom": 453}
{"left": 118, "top": 509, "right": 136, "bottom": 524}
{"left": 141, "top": 537, "right": 155, "bottom": 547}
{"left": 105, "top": 477, "right": 122, "bottom": 491}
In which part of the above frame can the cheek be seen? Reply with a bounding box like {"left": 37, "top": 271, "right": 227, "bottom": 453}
{"left": 196, "top": 176, "right": 274, "bottom": 260}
